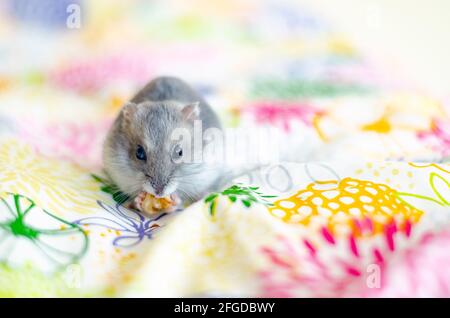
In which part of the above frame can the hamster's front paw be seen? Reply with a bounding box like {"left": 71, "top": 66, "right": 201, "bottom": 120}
{"left": 167, "top": 193, "right": 182, "bottom": 212}
{"left": 132, "top": 191, "right": 181, "bottom": 215}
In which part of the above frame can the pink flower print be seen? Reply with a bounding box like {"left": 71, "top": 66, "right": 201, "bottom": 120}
{"left": 417, "top": 119, "right": 450, "bottom": 157}
{"left": 360, "top": 230, "right": 450, "bottom": 297}
{"left": 50, "top": 53, "right": 155, "bottom": 93}
{"left": 18, "top": 118, "right": 113, "bottom": 169}
{"left": 258, "top": 218, "right": 415, "bottom": 297}
{"left": 243, "top": 101, "right": 320, "bottom": 132}
{"left": 258, "top": 234, "right": 367, "bottom": 298}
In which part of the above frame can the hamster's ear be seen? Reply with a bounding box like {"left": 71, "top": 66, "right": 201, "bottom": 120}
{"left": 181, "top": 102, "right": 200, "bottom": 121}
{"left": 120, "top": 102, "right": 138, "bottom": 128}
{"left": 122, "top": 102, "right": 137, "bottom": 119}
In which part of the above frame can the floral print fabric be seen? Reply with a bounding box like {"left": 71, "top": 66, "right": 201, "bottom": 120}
{"left": 0, "top": 0, "right": 449, "bottom": 297}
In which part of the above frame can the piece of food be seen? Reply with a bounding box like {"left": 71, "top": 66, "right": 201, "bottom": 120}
{"left": 133, "top": 192, "right": 177, "bottom": 214}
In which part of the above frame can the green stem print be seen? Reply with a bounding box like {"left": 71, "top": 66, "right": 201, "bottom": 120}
{"left": 250, "top": 79, "right": 373, "bottom": 100}
{"left": 92, "top": 174, "right": 130, "bottom": 204}
{"left": 204, "top": 184, "right": 276, "bottom": 216}
{"left": 397, "top": 172, "right": 450, "bottom": 208}
{"left": 0, "top": 193, "right": 89, "bottom": 272}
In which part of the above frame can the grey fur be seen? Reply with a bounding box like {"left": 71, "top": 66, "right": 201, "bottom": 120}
{"left": 103, "top": 76, "right": 224, "bottom": 205}
{"left": 131, "top": 76, "right": 221, "bottom": 131}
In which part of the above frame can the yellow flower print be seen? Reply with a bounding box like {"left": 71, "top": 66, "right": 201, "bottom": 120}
{"left": 269, "top": 178, "right": 423, "bottom": 236}
{"left": 313, "top": 94, "right": 446, "bottom": 159}
{"left": 409, "top": 162, "right": 450, "bottom": 175}
{"left": 0, "top": 138, "right": 106, "bottom": 216}
{"left": 315, "top": 94, "right": 445, "bottom": 141}
{"left": 362, "top": 115, "right": 391, "bottom": 134}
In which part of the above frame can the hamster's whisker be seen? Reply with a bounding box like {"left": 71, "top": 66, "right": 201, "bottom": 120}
{"left": 172, "top": 171, "right": 201, "bottom": 178}
{"left": 172, "top": 175, "right": 203, "bottom": 184}
{"left": 177, "top": 188, "right": 196, "bottom": 203}
{"left": 173, "top": 166, "right": 220, "bottom": 178}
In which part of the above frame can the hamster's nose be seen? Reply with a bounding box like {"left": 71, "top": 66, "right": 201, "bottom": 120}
{"left": 154, "top": 185, "right": 165, "bottom": 197}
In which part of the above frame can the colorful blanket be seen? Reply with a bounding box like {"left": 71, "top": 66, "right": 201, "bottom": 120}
{"left": 0, "top": 0, "right": 449, "bottom": 297}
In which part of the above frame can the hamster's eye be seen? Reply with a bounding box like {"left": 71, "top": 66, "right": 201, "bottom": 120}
{"left": 175, "top": 145, "right": 183, "bottom": 157}
{"left": 171, "top": 144, "right": 183, "bottom": 162}
{"left": 135, "top": 145, "right": 147, "bottom": 161}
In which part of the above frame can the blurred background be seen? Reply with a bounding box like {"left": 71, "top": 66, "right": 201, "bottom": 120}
{"left": 1, "top": 0, "right": 448, "bottom": 96}
{"left": 304, "top": 0, "right": 450, "bottom": 98}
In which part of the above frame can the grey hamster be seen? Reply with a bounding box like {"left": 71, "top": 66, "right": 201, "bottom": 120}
{"left": 103, "top": 76, "right": 224, "bottom": 206}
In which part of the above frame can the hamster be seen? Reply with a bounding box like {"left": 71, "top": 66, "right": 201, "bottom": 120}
{"left": 103, "top": 76, "right": 224, "bottom": 208}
